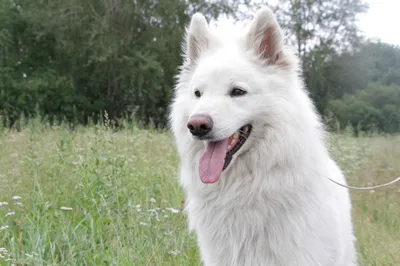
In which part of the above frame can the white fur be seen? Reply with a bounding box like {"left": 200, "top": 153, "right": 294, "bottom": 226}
{"left": 169, "top": 7, "right": 357, "bottom": 266}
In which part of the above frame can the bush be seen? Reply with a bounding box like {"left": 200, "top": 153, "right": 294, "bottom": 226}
{"left": 329, "top": 83, "right": 400, "bottom": 135}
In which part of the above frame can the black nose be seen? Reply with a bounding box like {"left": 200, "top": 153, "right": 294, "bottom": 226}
{"left": 187, "top": 115, "right": 213, "bottom": 137}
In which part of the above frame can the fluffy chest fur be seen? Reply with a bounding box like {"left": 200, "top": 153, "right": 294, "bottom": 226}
{"left": 179, "top": 145, "right": 355, "bottom": 266}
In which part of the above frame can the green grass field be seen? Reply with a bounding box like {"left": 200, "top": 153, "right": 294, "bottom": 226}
{"left": 0, "top": 121, "right": 399, "bottom": 265}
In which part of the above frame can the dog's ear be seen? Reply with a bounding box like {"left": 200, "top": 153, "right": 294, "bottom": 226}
{"left": 185, "top": 13, "right": 211, "bottom": 64}
{"left": 245, "top": 7, "right": 285, "bottom": 66}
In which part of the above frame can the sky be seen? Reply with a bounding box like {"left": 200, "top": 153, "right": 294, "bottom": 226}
{"left": 358, "top": 0, "right": 400, "bottom": 45}
{"left": 216, "top": 0, "right": 400, "bottom": 46}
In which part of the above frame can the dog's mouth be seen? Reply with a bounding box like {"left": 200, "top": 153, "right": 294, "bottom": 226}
{"left": 199, "top": 124, "right": 252, "bottom": 184}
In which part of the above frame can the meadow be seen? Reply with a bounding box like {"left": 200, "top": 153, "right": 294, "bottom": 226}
{"left": 0, "top": 119, "right": 399, "bottom": 265}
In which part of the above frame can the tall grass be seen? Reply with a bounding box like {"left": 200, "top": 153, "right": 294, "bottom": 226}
{"left": 0, "top": 120, "right": 399, "bottom": 265}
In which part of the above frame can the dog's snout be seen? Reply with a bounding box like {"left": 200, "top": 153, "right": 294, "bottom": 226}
{"left": 187, "top": 115, "right": 213, "bottom": 137}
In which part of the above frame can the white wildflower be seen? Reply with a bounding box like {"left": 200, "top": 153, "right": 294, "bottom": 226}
{"left": 15, "top": 202, "right": 23, "bottom": 207}
{"left": 5, "top": 211, "right": 15, "bottom": 217}
{"left": 166, "top": 207, "right": 180, "bottom": 214}
{"left": 60, "top": 206, "right": 73, "bottom": 211}
{"left": 169, "top": 250, "right": 181, "bottom": 256}
{"left": 0, "top": 225, "right": 9, "bottom": 230}
{"left": 139, "top": 222, "right": 148, "bottom": 226}
{"left": 149, "top": 198, "right": 156, "bottom": 203}
{"left": 0, "top": 202, "right": 8, "bottom": 207}
{"left": 12, "top": 196, "right": 22, "bottom": 201}
{"left": 147, "top": 209, "right": 160, "bottom": 221}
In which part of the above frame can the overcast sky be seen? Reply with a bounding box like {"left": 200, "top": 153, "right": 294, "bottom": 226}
{"left": 216, "top": 0, "right": 400, "bottom": 46}
{"left": 358, "top": 0, "right": 400, "bottom": 45}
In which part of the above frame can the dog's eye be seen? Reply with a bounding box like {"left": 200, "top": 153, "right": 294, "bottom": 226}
{"left": 194, "top": 90, "right": 201, "bottom": 98}
{"left": 230, "top": 87, "right": 247, "bottom": 97}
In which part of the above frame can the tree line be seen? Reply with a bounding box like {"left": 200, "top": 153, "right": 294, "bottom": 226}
{"left": 1, "top": 0, "right": 399, "bottom": 134}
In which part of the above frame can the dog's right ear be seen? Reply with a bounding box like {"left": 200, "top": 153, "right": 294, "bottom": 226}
{"left": 185, "top": 13, "right": 211, "bottom": 64}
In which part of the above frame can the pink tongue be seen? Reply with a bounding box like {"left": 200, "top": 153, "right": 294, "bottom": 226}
{"left": 199, "top": 139, "right": 229, "bottom": 183}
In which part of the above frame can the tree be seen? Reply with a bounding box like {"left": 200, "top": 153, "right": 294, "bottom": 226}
{"left": 330, "top": 83, "right": 400, "bottom": 135}
{"left": 0, "top": 0, "right": 240, "bottom": 127}
{"left": 324, "top": 41, "right": 400, "bottom": 99}
{"left": 272, "top": 0, "right": 368, "bottom": 59}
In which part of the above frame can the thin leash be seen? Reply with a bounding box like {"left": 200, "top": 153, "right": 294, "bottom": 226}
{"left": 328, "top": 176, "right": 400, "bottom": 190}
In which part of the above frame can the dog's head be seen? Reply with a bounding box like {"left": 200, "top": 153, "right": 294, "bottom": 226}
{"left": 171, "top": 7, "right": 315, "bottom": 184}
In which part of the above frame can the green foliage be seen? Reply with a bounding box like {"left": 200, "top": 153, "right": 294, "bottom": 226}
{"left": 327, "top": 42, "right": 400, "bottom": 97}
{"left": 272, "top": 0, "right": 368, "bottom": 58}
{"left": 327, "top": 42, "right": 400, "bottom": 135}
{"left": 0, "top": 0, "right": 237, "bottom": 127}
{"left": 1, "top": 0, "right": 400, "bottom": 134}
{"left": 330, "top": 83, "right": 400, "bottom": 135}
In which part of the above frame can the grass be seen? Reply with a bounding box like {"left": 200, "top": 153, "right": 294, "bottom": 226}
{"left": 0, "top": 120, "right": 399, "bottom": 265}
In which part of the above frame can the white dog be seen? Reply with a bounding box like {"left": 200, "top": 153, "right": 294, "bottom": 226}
{"left": 169, "top": 6, "right": 357, "bottom": 266}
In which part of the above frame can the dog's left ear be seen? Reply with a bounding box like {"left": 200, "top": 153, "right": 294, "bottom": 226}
{"left": 245, "top": 7, "right": 285, "bottom": 65}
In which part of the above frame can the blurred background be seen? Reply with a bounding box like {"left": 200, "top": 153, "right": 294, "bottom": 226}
{"left": 0, "top": 0, "right": 399, "bottom": 135}
{"left": 0, "top": 1, "right": 399, "bottom": 265}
